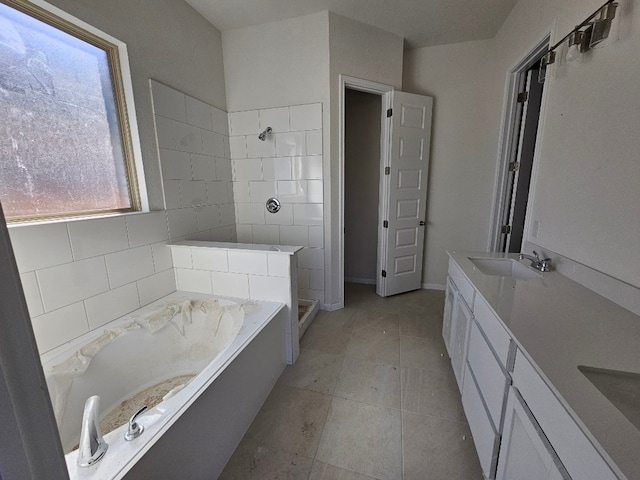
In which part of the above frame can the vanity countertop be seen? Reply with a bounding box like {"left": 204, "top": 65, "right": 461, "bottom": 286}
{"left": 449, "top": 251, "right": 640, "bottom": 480}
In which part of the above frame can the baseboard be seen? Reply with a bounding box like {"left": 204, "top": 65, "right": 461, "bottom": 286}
{"left": 323, "top": 302, "right": 344, "bottom": 311}
{"left": 344, "top": 277, "right": 376, "bottom": 285}
{"left": 422, "top": 283, "right": 446, "bottom": 291}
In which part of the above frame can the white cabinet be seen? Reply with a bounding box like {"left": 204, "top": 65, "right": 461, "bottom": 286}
{"left": 511, "top": 350, "right": 618, "bottom": 480}
{"left": 451, "top": 294, "right": 472, "bottom": 390}
{"left": 462, "top": 364, "right": 500, "bottom": 478}
{"left": 496, "top": 386, "right": 570, "bottom": 480}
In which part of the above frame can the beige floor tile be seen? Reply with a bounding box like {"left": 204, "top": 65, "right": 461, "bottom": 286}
{"left": 402, "top": 411, "right": 483, "bottom": 480}
{"left": 400, "top": 335, "right": 451, "bottom": 373}
{"left": 313, "top": 307, "right": 357, "bottom": 330}
{"left": 395, "top": 289, "right": 445, "bottom": 315}
{"left": 401, "top": 366, "right": 466, "bottom": 423}
{"left": 346, "top": 325, "right": 400, "bottom": 366}
{"left": 219, "top": 438, "right": 314, "bottom": 480}
{"left": 278, "top": 349, "right": 345, "bottom": 395}
{"left": 309, "top": 460, "right": 380, "bottom": 480}
{"left": 316, "top": 397, "right": 402, "bottom": 480}
{"left": 302, "top": 321, "right": 352, "bottom": 355}
{"left": 244, "top": 383, "right": 332, "bottom": 457}
{"left": 334, "top": 356, "right": 401, "bottom": 409}
{"left": 352, "top": 310, "right": 400, "bottom": 334}
{"left": 399, "top": 311, "right": 443, "bottom": 339}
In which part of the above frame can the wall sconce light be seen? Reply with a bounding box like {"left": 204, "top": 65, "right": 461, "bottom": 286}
{"left": 566, "top": 30, "right": 584, "bottom": 62}
{"left": 539, "top": 0, "right": 618, "bottom": 76}
{"left": 590, "top": 2, "right": 618, "bottom": 47}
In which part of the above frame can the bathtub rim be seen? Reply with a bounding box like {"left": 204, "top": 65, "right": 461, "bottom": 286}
{"left": 46, "top": 291, "right": 284, "bottom": 480}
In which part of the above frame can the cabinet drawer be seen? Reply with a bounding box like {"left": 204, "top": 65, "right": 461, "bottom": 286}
{"left": 448, "top": 259, "right": 475, "bottom": 309}
{"left": 462, "top": 363, "right": 499, "bottom": 479}
{"left": 467, "top": 320, "right": 510, "bottom": 430}
{"left": 512, "top": 350, "right": 618, "bottom": 480}
{"left": 473, "top": 295, "right": 511, "bottom": 368}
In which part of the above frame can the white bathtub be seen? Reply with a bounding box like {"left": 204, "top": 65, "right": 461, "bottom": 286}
{"left": 40, "top": 291, "right": 286, "bottom": 480}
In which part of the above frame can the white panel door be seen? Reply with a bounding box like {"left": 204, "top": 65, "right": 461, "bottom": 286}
{"left": 379, "top": 91, "right": 432, "bottom": 297}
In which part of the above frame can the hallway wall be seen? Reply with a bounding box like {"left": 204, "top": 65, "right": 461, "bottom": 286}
{"left": 344, "top": 89, "right": 381, "bottom": 284}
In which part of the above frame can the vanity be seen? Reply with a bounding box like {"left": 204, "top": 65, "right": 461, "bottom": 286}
{"left": 443, "top": 252, "right": 640, "bottom": 480}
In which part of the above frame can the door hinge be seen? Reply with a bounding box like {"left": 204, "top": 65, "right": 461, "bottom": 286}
{"left": 517, "top": 91, "right": 529, "bottom": 103}
{"left": 508, "top": 162, "right": 520, "bottom": 172}
{"left": 381, "top": 270, "right": 387, "bottom": 277}
{"left": 501, "top": 225, "right": 511, "bottom": 234}
{"left": 387, "top": 108, "right": 393, "bottom": 117}
{"left": 385, "top": 166, "right": 390, "bottom": 175}
{"left": 383, "top": 220, "right": 389, "bottom": 228}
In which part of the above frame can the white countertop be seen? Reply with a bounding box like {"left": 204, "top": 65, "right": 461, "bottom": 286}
{"left": 449, "top": 251, "right": 640, "bottom": 480}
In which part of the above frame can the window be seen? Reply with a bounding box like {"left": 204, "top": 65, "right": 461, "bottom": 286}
{"left": 0, "top": 0, "right": 141, "bottom": 222}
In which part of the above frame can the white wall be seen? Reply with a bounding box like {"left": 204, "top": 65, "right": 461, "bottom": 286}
{"left": 344, "top": 89, "right": 381, "bottom": 283}
{"left": 327, "top": 13, "right": 404, "bottom": 306}
{"left": 403, "top": 39, "right": 497, "bottom": 287}
{"left": 404, "top": 0, "right": 640, "bottom": 289}
{"left": 222, "top": 11, "right": 330, "bottom": 113}
{"left": 495, "top": 0, "right": 640, "bottom": 289}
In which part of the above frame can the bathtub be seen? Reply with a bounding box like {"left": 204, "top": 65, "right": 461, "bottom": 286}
{"left": 40, "top": 291, "right": 287, "bottom": 480}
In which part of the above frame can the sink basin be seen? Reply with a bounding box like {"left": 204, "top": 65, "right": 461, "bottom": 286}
{"left": 579, "top": 366, "right": 640, "bottom": 431}
{"left": 468, "top": 257, "right": 542, "bottom": 280}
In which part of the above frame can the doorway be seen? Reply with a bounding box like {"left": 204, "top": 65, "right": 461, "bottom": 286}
{"left": 344, "top": 89, "right": 381, "bottom": 286}
{"left": 338, "top": 76, "right": 433, "bottom": 308}
{"left": 492, "top": 36, "right": 550, "bottom": 253}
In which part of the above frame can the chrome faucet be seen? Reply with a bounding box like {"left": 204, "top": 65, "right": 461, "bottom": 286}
{"left": 77, "top": 395, "right": 108, "bottom": 467}
{"left": 519, "top": 251, "right": 552, "bottom": 272}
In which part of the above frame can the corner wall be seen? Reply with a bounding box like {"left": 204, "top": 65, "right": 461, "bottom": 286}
{"left": 327, "top": 13, "right": 404, "bottom": 306}
{"left": 6, "top": 0, "right": 229, "bottom": 353}
{"left": 403, "top": 0, "right": 640, "bottom": 289}
{"left": 402, "top": 39, "right": 497, "bottom": 288}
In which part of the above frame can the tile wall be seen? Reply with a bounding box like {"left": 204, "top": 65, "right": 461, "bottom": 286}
{"left": 9, "top": 211, "right": 176, "bottom": 353}
{"left": 151, "top": 80, "right": 236, "bottom": 243}
{"left": 229, "top": 104, "right": 324, "bottom": 305}
{"left": 169, "top": 242, "right": 300, "bottom": 362}
{"left": 8, "top": 82, "right": 238, "bottom": 355}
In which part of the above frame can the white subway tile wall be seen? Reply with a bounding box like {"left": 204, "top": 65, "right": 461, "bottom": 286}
{"left": 9, "top": 210, "right": 177, "bottom": 353}
{"left": 151, "top": 80, "right": 236, "bottom": 243}
{"left": 230, "top": 103, "right": 324, "bottom": 305}
{"left": 9, "top": 91, "right": 322, "bottom": 355}
{"left": 169, "top": 244, "right": 299, "bottom": 362}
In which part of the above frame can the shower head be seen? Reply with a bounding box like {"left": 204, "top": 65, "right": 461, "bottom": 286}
{"left": 258, "top": 127, "right": 272, "bottom": 141}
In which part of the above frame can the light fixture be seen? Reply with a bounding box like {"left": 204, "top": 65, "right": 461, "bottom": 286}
{"left": 590, "top": 2, "right": 618, "bottom": 48}
{"left": 538, "top": 0, "right": 618, "bottom": 75}
{"left": 565, "top": 30, "right": 584, "bottom": 62}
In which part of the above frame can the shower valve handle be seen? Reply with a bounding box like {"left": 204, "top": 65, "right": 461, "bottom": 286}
{"left": 124, "top": 405, "right": 148, "bottom": 441}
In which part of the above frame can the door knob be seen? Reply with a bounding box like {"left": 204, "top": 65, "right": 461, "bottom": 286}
{"left": 419, "top": 221, "right": 426, "bottom": 226}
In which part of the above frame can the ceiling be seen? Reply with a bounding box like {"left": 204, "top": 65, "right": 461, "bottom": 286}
{"left": 184, "top": 0, "right": 518, "bottom": 49}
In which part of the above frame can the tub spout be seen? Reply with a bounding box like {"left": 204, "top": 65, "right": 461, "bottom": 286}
{"left": 77, "top": 395, "right": 108, "bottom": 467}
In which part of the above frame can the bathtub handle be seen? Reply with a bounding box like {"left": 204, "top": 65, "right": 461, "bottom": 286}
{"left": 124, "top": 405, "right": 148, "bottom": 441}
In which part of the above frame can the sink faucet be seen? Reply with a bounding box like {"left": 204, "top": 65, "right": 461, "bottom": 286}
{"left": 519, "top": 251, "right": 552, "bottom": 272}
{"left": 77, "top": 395, "right": 108, "bottom": 467}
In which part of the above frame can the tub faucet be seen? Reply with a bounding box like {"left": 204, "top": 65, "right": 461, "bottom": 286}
{"left": 77, "top": 395, "right": 108, "bottom": 467}
{"left": 519, "top": 251, "right": 552, "bottom": 272}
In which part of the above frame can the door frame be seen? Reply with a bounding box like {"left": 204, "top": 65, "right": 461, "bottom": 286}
{"left": 489, "top": 34, "right": 551, "bottom": 252}
{"left": 338, "top": 75, "right": 394, "bottom": 309}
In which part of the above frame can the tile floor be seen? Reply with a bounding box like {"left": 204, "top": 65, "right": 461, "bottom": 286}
{"left": 220, "top": 283, "right": 483, "bottom": 479}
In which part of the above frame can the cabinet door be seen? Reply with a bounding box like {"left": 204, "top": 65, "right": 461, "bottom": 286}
{"left": 451, "top": 295, "right": 472, "bottom": 390}
{"left": 496, "top": 387, "right": 570, "bottom": 480}
{"left": 462, "top": 364, "right": 500, "bottom": 479}
{"left": 442, "top": 277, "right": 457, "bottom": 357}
{"left": 467, "top": 320, "right": 510, "bottom": 430}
